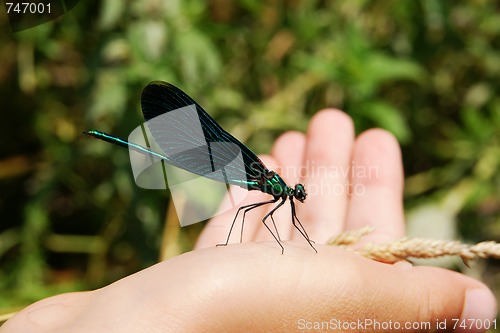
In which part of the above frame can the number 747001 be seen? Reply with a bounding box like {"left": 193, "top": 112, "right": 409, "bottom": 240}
{"left": 5, "top": 2, "right": 51, "bottom": 14}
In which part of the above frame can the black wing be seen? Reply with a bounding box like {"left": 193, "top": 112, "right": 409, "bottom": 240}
{"left": 140, "top": 81, "right": 267, "bottom": 190}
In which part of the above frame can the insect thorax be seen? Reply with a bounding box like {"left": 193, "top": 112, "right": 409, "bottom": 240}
{"left": 259, "top": 173, "right": 290, "bottom": 198}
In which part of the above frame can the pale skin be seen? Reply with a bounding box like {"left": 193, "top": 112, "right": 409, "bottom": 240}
{"left": 2, "top": 110, "right": 497, "bottom": 332}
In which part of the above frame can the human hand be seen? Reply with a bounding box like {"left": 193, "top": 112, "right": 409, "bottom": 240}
{"left": 2, "top": 110, "right": 497, "bottom": 333}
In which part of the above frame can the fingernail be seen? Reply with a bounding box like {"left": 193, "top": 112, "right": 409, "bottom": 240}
{"left": 459, "top": 288, "right": 498, "bottom": 333}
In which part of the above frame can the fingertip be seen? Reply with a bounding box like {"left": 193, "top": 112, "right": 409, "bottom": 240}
{"left": 353, "top": 128, "right": 403, "bottom": 188}
{"left": 457, "top": 287, "right": 498, "bottom": 333}
{"left": 309, "top": 109, "right": 354, "bottom": 138}
{"left": 353, "top": 131, "right": 403, "bottom": 179}
{"left": 271, "top": 131, "right": 305, "bottom": 160}
{"left": 271, "top": 131, "right": 306, "bottom": 182}
{"left": 356, "top": 128, "right": 400, "bottom": 152}
{"left": 410, "top": 267, "right": 497, "bottom": 332}
{"left": 305, "top": 109, "right": 354, "bottom": 164}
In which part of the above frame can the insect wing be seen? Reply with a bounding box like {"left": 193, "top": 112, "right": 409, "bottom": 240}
{"left": 128, "top": 84, "right": 254, "bottom": 225}
{"left": 141, "top": 82, "right": 268, "bottom": 187}
{"left": 128, "top": 104, "right": 246, "bottom": 188}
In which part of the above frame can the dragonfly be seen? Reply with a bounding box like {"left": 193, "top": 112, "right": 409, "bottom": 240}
{"left": 85, "top": 81, "right": 317, "bottom": 254}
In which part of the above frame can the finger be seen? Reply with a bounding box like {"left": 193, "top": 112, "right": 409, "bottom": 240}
{"left": 271, "top": 131, "right": 306, "bottom": 188}
{"left": 346, "top": 129, "right": 405, "bottom": 244}
{"left": 299, "top": 109, "right": 355, "bottom": 242}
{"left": 195, "top": 156, "right": 280, "bottom": 249}
{"left": 253, "top": 131, "right": 306, "bottom": 242}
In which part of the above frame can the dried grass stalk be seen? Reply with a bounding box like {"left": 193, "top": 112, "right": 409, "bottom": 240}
{"left": 328, "top": 228, "right": 500, "bottom": 264}
{"left": 327, "top": 226, "right": 375, "bottom": 246}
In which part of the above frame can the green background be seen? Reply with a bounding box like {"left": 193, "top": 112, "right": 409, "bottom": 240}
{"left": 0, "top": 0, "right": 498, "bottom": 324}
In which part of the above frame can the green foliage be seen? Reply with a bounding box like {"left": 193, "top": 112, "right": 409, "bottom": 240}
{"left": 0, "top": 0, "right": 499, "bottom": 312}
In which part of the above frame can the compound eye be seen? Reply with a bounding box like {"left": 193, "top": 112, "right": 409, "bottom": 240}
{"left": 294, "top": 184, "right": 307, "bottom": 202}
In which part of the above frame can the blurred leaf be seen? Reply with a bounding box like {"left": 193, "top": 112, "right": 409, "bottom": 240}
{"left": 88, "top": 71, "right": 127, "bottom": 124}
{"left": 358, "top": 101, "right": 411, "bottom": 143}
{"left": 464, "top": 83, "right": 493, "bottom": 108}
{"left": 365, "top": 54, "right": 426, "bottom": 85}
{"left": 99, "top": 0, "right": 126, "bottom": 30}
{"left": 461, "top": 107, "right": 493, "bottom": 142}
{"left": 174, "top": 30, "right": 221, "bottom": 84}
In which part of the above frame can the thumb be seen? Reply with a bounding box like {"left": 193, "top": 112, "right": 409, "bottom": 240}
{"left": 294, "top": 248, "right": 498, "bottom": 333}
{"left": 386, "top": 263, "right": 497, "bottom": 333}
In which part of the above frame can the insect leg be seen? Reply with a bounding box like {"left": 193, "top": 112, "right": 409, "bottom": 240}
{"left": 290, "top": 198, "right": 317, "bottom": 253}
{"left": 270, "top": 213, "right": 281, "bottom": 242}
{"left": 261, "top": 197, "right": 287, "bottom": 254}
{"left": 217, "top": 197, "right": 279, "bottom": 247}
